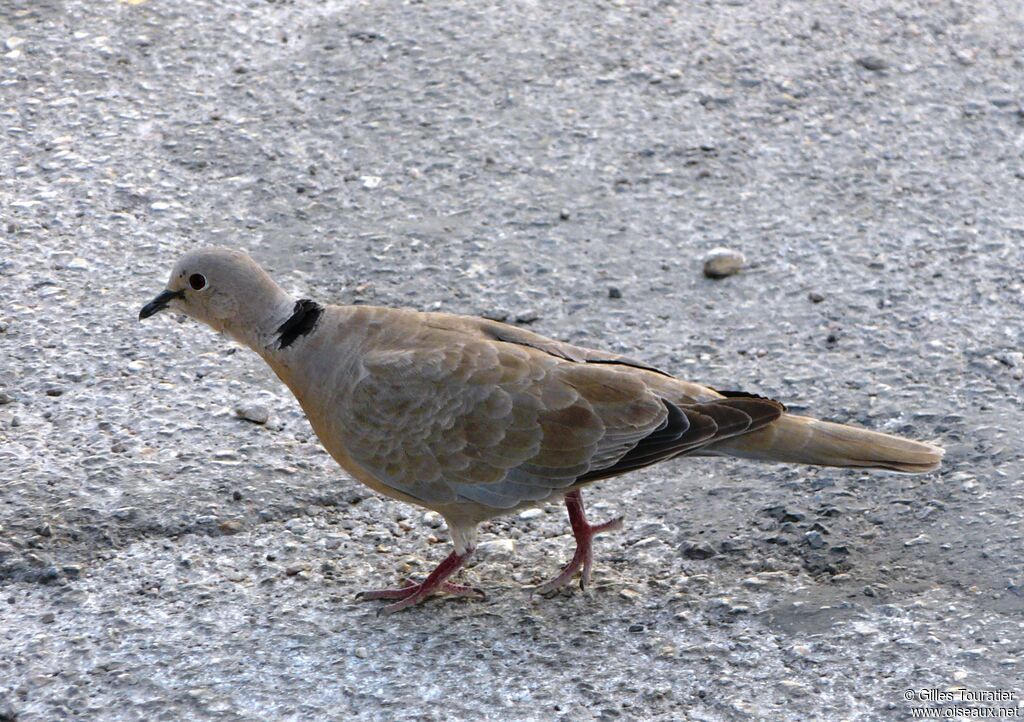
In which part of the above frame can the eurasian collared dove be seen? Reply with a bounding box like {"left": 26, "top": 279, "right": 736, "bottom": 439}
{"left": 140, "top": 248, "right": 944, "bottom": 613}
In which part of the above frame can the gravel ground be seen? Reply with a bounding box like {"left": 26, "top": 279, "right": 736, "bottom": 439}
{"left": 2, "top": 0, "right": 1023, "bottom": 720}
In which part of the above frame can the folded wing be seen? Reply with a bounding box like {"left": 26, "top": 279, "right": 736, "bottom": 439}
{"left": 339, "top": 323, "right": 783, "bottom": 510}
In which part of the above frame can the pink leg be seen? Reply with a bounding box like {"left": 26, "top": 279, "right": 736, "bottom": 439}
{"left": 355, "top": 549, "right": 484, "bottom": 614}
{"left": 534, "top": 490, "right": 623, "bottom": 594}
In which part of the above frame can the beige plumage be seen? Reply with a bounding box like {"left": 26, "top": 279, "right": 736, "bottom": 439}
{"left": 140, "top": 248, "right": 944, "bottom": 613}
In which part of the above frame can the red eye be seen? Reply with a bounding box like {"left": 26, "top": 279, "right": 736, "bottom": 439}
{"left": 189, "top": 273, "right": 207, "bottom": 290}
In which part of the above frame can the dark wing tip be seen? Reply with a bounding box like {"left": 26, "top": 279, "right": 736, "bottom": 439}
{"left": 711, "top": 388, "right": 788, "bottom": 412}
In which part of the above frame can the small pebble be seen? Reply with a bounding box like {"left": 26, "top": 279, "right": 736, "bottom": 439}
{"left": 518, "top": 508, "right": 543, "bottom": 520}
{"left": 702, "top": 247, "right": 745, "bottom": 279}
{"left": 354, "top": 646, "right": 369, "bottom": 659}
{"left": 681, "top": 541, "right": 717, "bottom": 559}
{"left": 421, "top": 511, "right": 443, "bottom": 527}
{"left": 218, "top": 520, "right": 244, "bottom": 535}
{"left": 805, "top": 531, "right": 826, "bottom": 549}
{"left": 41, "top": 612, "right": 55, "bottom": 624}
{"left": 996, "top": 351, "right": 1023, "bottom": 368}
{"left": 631, "top": 536, "right": 660, "bottom": 549}
{"left": 808, "top": 291, "right": 825, "bottom": 303}
{"left": 608, "top": 286, "right": 622, "bottom": 299}
{"left": 475, "top": 539, "right": 515, "bottom": 560}
{"left": 953, "top": 48, "right": 976, "bottom": 65}
{"left": 904, "top": 534, "right": 929, "bottom": 547}
{"left": 222, "top": 568, "right": 248, "bottom": 583}
{"left": 778, "top": 679, "right": 808, "bottom": 696}
{"left": 235, "top": 403, "right": 270, "bottom": 425}
{"left": 856, "top": 55, "right": 889, "bottom": 71}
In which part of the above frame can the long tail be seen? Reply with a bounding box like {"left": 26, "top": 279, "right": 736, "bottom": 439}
{"left": 705, "top": 414, "right": 944, "bottom": 473}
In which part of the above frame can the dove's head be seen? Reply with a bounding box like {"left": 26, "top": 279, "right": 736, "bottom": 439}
{"left": 139, "top": 247, "right": 291, "bottom": 344}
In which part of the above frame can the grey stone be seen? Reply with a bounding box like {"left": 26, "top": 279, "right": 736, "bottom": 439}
{"left": 235, "top": 403, "right": 270, "bottom": 425}
{"left": 475, "top": 539, "right": 515, "bottom": 560}
{"left": 218, "top": 520, "right": 244, "bottom": 535}
{"left": 805, "top": 531, "right": 826, "bottom": 549}
{"left": 996, "top": 352, "right": 1023, "bottom": 368}
{"left": 856, "top": 55, "right": 890, "bottom": 71}
{"left": 702, "top": 248, "right": 745, "bottom": 279}
{"left": 681, "top": 541, "right": 717, "bottom": 560}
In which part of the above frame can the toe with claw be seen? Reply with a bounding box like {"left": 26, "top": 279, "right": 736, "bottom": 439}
{"left": 355, "top": 549, "right": 483, "bottom": 614}
{"left": 533, "top": 490, "right": 623, "bottom": 595}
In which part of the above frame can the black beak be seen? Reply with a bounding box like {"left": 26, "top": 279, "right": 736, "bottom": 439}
{"left": 139, "top": 289, "right": 185, "bottom": 320}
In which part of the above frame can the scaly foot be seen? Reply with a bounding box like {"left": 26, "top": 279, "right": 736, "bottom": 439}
{"left": 533, "top": 490, "right": 623, "bottom": 594}
{"left": 355, "top": 549, "right": 483, "bottom": 614}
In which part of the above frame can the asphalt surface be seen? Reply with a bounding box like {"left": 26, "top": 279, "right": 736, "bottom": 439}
{"left": 1, "top": 1, "right": 1022, "bottom": 720}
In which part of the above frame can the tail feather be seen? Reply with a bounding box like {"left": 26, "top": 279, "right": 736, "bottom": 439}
{"left": 705, "top": 414, "right": 944, "bottom": 473}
